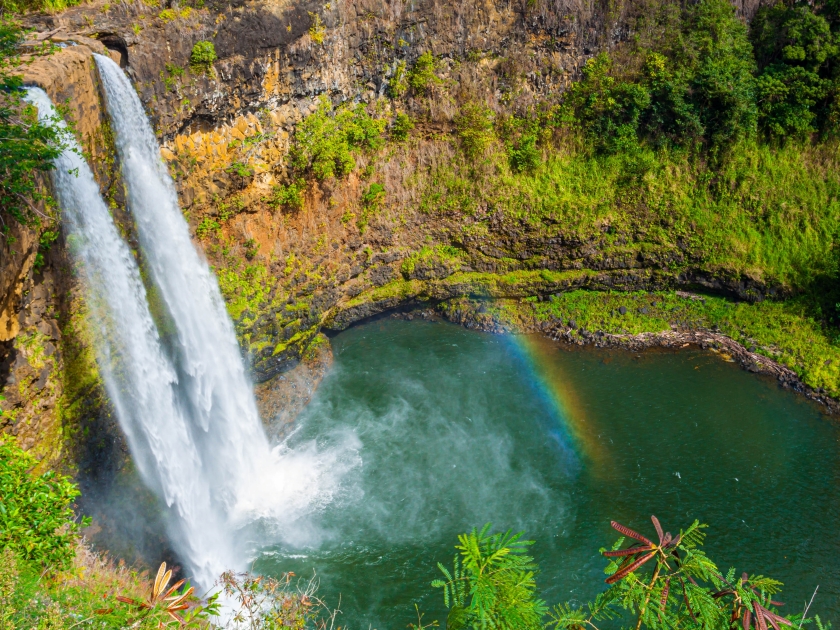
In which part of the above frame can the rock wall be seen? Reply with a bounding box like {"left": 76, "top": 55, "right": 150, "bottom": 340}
{"left": 3, "top": 0, "right": 786, "bottom": 466}
{"left": 14, "top": 0, "right": 782, "bottom": 386}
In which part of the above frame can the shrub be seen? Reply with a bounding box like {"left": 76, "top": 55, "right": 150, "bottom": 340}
{"left": 561, "top": 0, "right": 765, "bottom": 153}
{"left": 407, "top": 51, "right": 440, "bottom": 94}
{"left": 195, "top": 215, "right": 220, "bottom": 239}
{"left": 563, "top": 53, "right": 651, "bottom": 154}
{"left": 391, "top": 111, "right": 414, "bottom": 140}
{"left": 226, "top": 161, "right": 253, "bottom": 178}
{"left": 290, "top": 96, "right": 386, "bottom": 180}
{"left": 389, "top": 60, "right": 408, "bottom": 99}
{"left": 756, "top": 64, "right": 826, "bottom": 138}
{"left": 433, "top": 519, "right": 828, "bottom": 630}
{"left": 269, "top": 179, "right": 305, "bottom": 211}
{"left": 0, "top": 435, "right": 86, "bottom": 570}
{"left": 357, "top": 182, "right": 385, "bottom": 231}
{"left": 682, "top": 0, "right": 758, "bottom": 150}
{"left": 190, "top": 40, "right": 217, "bottom": 74}
{"left": 549, "top": 515, "right": 822, "bottom": 630}
{"left": 433, "top": 525, "right": 546, "bottom": 630}
{"left": 308, "top": 12, "right": 325, "bottom": 44}
{"left": 750, "top": 3, "right": 838, "bottom": 139}
{"left": 455, "top": 102, "right": 495, "bottom": 159}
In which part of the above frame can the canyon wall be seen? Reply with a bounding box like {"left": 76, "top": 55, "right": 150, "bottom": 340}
{"left": 2, "top": 0, "right": 781, "bottom": 473}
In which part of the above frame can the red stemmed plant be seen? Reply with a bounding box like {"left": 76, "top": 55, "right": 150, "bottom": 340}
{"left": 547, "top": 516, "right": 819, "bottom": 630}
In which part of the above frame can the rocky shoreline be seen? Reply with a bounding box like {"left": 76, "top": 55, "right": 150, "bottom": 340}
{"left": 431, "top": 299, "right": 840, "bottom": 417}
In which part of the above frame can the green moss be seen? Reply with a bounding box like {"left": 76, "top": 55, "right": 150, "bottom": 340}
{"left": 215, "top": 261, "right": 271, "bottom": 324}
{"left": 14, "top": 330, "right": 50, "bottom": 371}
{"left": 436, "top": 269, "right": 594, "bottom": 297}
{"left": 302, "top": 332, "right": 329, "bottom": 360}
{"left": 345, "top": 279, "right": 423, "bottom": 308}
{"left": 55, "top": 300, "right": 106, "bottom": 468}
{"left": 272, "top": 327, "right": 318, "bottom": 356}
{"left": 497, "top": 289, "right": 840, "bottom": 396}
{"left": 400, "top": 244, "right": 462, "bottom": 278}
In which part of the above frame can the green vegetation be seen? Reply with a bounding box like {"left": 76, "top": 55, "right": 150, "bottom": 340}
{"left": 162, "top": 63, "right": 185, "bottom": 91}
{"left": 195, "top": 215, "right": 221, "bottom": 239}
{"left": 358, "top": 182, "right": 385, "bottom": 231}
{"left": 289, "top": 96, "right": 386, "bottom": 180}
{"left": 433, "top": 525, "right": 546, "bottom": 630}
{"left": 0, "top": 436, "right": 86, "bottom": 569}
{"left": 0, "top": 434, "right": 325, "bottom": 628}
{"left": 455, "top": 102, "right": 495, "bottom": 160}
{"left": 227, "top": 161, "right": 253, "bottom": 178}
{"left": 389, "top": 61, "right": 409, "bottom": 98}
{"left": 428, "top": 521, "right": 830, "bottom": 630}
{"left": 751, "top": 2, "right": 840, "bottom": 139}
{"left": 268, "top": 179, "right": 306, "bottom": 211}
{"left": 401, "top": 244, "right": 462, "bottom": 278}
{"left": 550, "top": 517, "right": 826, "bottom": 630}
{"left": 391, "top": 111, "right": 414, "bottom": 141}
{"left": 189, "top": 40, "right": 217, "bottom": 75}
{"left": 215, "top": 259, "right": 271, "bottom": 323}
{"left": 1, "top": 0, "right": 80, "bottom": 14}
{"left": 0, "top": 20, "right": 67, "bottom": 227}
{"left": 308, "top": 11, "right": 325, "bottom": 45}
{"left": 407, "top": 51, "right": 440, "bottom": 94}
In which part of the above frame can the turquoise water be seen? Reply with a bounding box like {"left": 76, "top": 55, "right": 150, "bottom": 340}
{"left": 256, "top": 318, "right": 840, "bottom": 627}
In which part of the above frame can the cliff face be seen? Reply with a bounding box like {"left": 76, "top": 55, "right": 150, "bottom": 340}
{"left": 3, "top": 0, "right": 785, "bottom": 468}
{"left": 13, "top": 0, "right": 784, "bottom": 384}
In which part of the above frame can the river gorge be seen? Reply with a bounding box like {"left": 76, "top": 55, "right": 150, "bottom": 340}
{"left": 2, "top": 0, "right": 840, "bottom": 627}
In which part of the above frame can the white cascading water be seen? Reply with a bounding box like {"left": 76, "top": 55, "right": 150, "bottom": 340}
{"left": 91, "top": 55, "right": 356, "bottom": 587}
{"left": 28, "top": 63, "right": 356, "bottom": 590}
{"left": 24, "top": 88, "right": 235, "bottom": 581}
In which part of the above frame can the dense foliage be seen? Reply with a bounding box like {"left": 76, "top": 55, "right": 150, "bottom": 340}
{"left": 0, "top": 435, "right": 85, "bottom": 570}
{"left": 562, "top": 0, "right": 839, "bottom": 153}
{"left": 289, "top": 96, "right": 386, "bottom": 181}
{"left": 189, "top": 40, "right": 216, "bottom": 75}
{"left": 433, "top": 525, "right": 546, "bottom": 630}
{"left": 0, "top": 20, "right": 66, "bottom": 228}
{"left": 432, "top": 521, "right": 830, "bottom": 630}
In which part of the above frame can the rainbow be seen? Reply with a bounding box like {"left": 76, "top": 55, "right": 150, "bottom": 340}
{"left": 508, "top": 334, "right": 607, "bottom": 468}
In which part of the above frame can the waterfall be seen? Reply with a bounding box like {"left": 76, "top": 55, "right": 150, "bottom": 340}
{"left": 91, "top": 56, "right": 357, "bottom": 586}
{"left": 24, "top": 88, "right": 236, "bottom": 583}
{"left": 27, "top": 61, "right": 357, "bottom": 590}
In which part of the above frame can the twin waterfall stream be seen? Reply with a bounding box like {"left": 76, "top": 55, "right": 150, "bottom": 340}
{"left": 25, "top": 55, "right": 342, "bottom": 589}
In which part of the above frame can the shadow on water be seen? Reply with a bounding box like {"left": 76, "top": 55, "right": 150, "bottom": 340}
{"left": 254, "top": 317, "right": 840, "bottom": 629}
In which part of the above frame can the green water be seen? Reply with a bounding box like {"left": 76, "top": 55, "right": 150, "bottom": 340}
{"left": 256, "top": 318, "right": 840, "bottom": 627}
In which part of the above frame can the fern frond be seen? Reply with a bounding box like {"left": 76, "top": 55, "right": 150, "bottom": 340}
{"left": 678, "top": 521, "right": 707, "bottom": 550}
